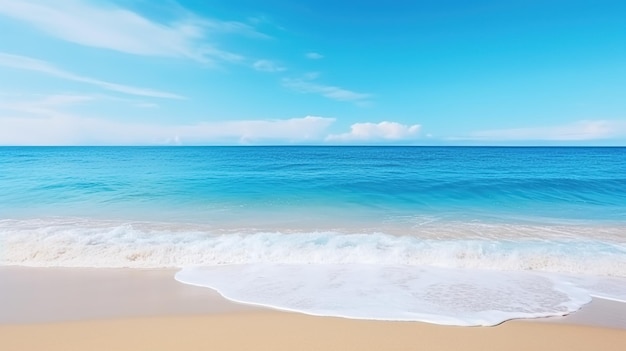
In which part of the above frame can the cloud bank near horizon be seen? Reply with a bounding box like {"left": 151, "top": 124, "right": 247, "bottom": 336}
{"left": 0, "top": 112, "right": 335, "bottom": 145}
{"left": 454, "top": 120, "right": 626, "bottom": 142}
{"left": 1, "top": 95, "right": 623, "bottom": 146}
{"left": 0, "top": 96, "right": 422, "bottom": 145}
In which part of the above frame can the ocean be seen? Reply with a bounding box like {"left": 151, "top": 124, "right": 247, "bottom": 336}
{"left": 1, "top": 146, "right": 625, "bottom": 326}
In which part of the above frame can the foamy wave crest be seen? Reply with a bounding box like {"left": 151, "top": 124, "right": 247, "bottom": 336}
{"left": 1, "top": 218, "right": 625, "bottom": 277}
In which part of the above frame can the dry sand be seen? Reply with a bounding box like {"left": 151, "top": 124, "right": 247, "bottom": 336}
{"left": 0, "top": 267, "right": 256, "bottom": 323}
{"left": 1, "top": 267, "right": 625, "bottom": 351}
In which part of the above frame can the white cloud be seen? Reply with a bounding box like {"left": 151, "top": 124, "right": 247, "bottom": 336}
{"left": 0, "top": 94, "right": 424, "bottom": 145}
{"left": 0, "top": 0, "right": 264, "bottom": 63}
{"left": 253, "top": 59, "right": 286, "bottom": 72}
{"left": 460, "top": 120, "right": 626, "bottom": 141}
{"left": 282, "top": 76, "right": 371, "bottom": 105}
{"left": 0, "top": 96, "right": 423, "bottom": 145}
{"left": 327, "top": 121, "right": 421, "bottom": 142}
{"left": 305, "top": 52, "right": 324, "bottom": 60}
{"left": 0, "top": 53, "right": 184, "bottom": 99}
{"left": 0, "top": 103, "right": 336, "bottom": 145}
{"left": 178, "top": 116, "right": 335, "bottom": 144}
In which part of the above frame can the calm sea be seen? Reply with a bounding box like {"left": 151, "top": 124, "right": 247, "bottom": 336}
{"left": 1, "top": 146, "right": 625, "bottom": 325}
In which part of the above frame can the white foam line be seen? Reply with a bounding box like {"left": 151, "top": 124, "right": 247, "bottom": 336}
{"left": 175, "top": 264, "right": 593, "bottom": 326}
{"left": 589, "top": 294, "right": 626, "bottom": 303}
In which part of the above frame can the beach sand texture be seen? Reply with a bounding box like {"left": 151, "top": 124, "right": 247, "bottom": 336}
{"left": 1, "top": 267, "right": 625, "bottom": 351}
{"left": 3, "top": 313, "right": 626, "bottom": 351}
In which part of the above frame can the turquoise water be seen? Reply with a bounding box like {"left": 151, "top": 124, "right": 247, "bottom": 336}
{"left": 1, "top": 146, "right": 625, "bottom": 325}
{"left": 2, "top": 146, "right": 625, "bottom": 224}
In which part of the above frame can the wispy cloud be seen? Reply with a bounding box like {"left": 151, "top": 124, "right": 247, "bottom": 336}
{"left": 0, "top": 53, "right": 184, "bottom": 99}
{"left": 0, "top": 0, "right": 265, "bottom": 64}
{"left": 282, "top": 74, "right": 371, "bottom": 105}
{"left": 0, "top": 93, "right": 95, "bottom": 117}
{"left": 253, "top": 59, "right": 286, "bottom": 72}
{"left": 305, "top": 52, "right": 324, "bottom": 60}
{"left": 327, "top": 121, "right": 421, "bottom": 142}
{"left": 458, "top": 120, "right": 626, "bottom": 141}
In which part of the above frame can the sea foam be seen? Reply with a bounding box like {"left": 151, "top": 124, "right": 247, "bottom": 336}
{"left": 175, "top": 264, "right": 598, "bottom": 326}
{"left": 1, "top": 218, "right": 625, "bottom": 277}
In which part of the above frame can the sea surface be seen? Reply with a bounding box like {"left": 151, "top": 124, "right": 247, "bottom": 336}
{"left": 1, "top": 146, "right": 625, "bottom": 326}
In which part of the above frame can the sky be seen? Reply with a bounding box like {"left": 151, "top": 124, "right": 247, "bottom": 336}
{"left": 0, "top": 0, "right": 625, "bottom": 145}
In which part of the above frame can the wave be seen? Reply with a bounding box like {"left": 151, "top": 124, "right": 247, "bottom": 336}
{"left": 1, "top": 218, "right": 625, "bottom": 277}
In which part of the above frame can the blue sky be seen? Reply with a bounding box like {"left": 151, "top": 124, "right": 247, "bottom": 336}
{"left": 0, "top": 0, "right": 624, "bottom": 145}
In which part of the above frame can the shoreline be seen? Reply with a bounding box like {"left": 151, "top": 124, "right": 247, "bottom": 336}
{"left": 2, "top": 266, "right": 625, "bottom": 328}
{"left": 1, "top": 266, "right": 625, "bottom": 350}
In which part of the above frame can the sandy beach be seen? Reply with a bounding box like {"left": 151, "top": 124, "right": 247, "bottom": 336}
{"left": 1, "top": 267, "right": 625, "bottom": 351}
